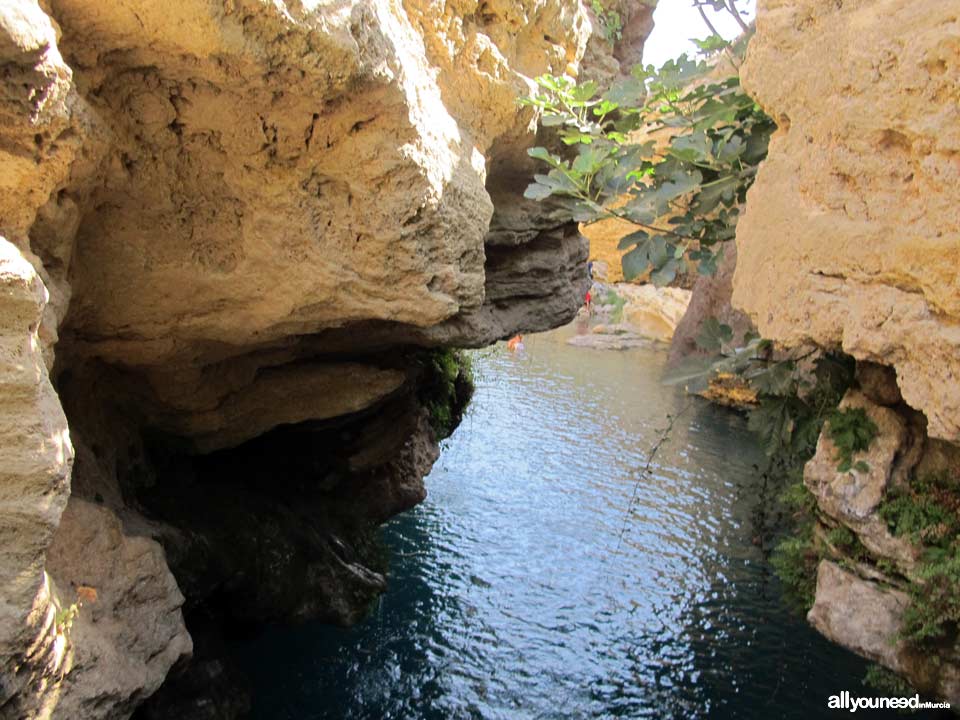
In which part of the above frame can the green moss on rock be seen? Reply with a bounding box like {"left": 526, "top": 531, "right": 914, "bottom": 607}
{"left": 418, "top": 349, "right": 474, "bottom": 441}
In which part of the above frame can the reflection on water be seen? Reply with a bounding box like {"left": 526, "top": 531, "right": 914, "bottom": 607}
{"left": 237, "top": 327, "right": 922, "bottom": 719}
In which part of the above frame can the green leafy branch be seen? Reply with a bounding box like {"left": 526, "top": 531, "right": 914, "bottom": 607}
{"left": 54, "top": 602, "right": 79, "bottom": 636}
{"left": 878, "top": 472, "right": 960, "bottom": 645}
{"left": 664, "top": 323, "right": 856, "bottom": 469}
{"left": 590, "top": 0, "right": 623, "bottom": 43}
{"left": 519, "top": 49, "right": 774, "bottom": 286}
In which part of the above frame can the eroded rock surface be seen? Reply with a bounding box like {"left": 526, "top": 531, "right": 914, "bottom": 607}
{"left": 52, "top": 0, "right": 587, "bottom": 373}
{"left": 570, "top": 281, "right": 691, "bottom": 349}
{"left": 0, "top": 239, "right": 73, "bottom": 713}
{"left": 18, "top": 500, "right": 193, "bottom": 720}
{"left": 0, "top": 0, "right": 595, "bottom": 717}
{"left": 805, "top": 390, "right": 922, "bottom": 575}
{"left": 809, "top": 561, "right": 960, "bottom": 703}
{"left": 738, "top": 0, "right": 960, "bottom": 699}
{"left": 735, "top": 0, "right": 960, "bottom": 443}
{"left": 806, "top": 392, "right": 908, "bottom": 523}
{"left": 580, "top": 0, "right": 655, "bottom": 86}
{"left": 808, "top": 561, "right": 911, "bottom": 673}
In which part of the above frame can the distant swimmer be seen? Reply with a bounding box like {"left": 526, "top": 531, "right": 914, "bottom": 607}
{"left": 507, "top": 334, "right": 525, "bottom": 352}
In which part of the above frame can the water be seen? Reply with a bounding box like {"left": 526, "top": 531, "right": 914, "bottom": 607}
{"left": 237, "top": 326, "right": 927, "bottom": 719}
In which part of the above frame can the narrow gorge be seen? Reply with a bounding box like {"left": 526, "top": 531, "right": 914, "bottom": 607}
{"left": 0, "top": 0, "right": 958, "bottom": 718}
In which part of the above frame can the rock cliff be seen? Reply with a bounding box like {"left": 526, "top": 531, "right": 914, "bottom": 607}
{"left": 736, "top": 0, "right": 960, "bottom": 443}
{"left": 736, "top": 0, "right": 960, "bottom": 702}
{"left": 0, "top": 1, "right": 593, "bottom": 717}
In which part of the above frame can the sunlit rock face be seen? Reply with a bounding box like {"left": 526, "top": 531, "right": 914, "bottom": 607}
{"left": 737, "top": 0, "right": 960, "bottom": 701}
{"left": 0, "top": 0, "right": 593, "bottom": 717}
{"left": 802, "top": 381, "right": 960, "bottom": 703}
{"left": 0, "top": 238, "right": 74, "bottom": 715}
{"left": 579, "top": 0, "right": 655, "bottom": 85}
{"left": 735, "top": 0, "right": 960, "bottom": 443}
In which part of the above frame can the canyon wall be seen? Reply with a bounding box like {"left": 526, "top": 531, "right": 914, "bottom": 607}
{"left": 736, "top": 0, "right": 959, "bottom": 443}
{"left": 736, "top": 0, "right": 960, "bottom": 701}
{"left": 0, "top": 1, "right": 596, "bottom": 717}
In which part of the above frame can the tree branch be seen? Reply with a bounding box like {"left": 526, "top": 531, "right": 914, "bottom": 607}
{"left": 725, "top": 0, "right": 750, "bottom": 33}
{"left": 694, "top": 1, "right": 722, "bottom": 38}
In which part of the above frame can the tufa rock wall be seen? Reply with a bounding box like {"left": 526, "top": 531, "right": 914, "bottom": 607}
{"left": 735, "top": 0, "right": 960, "bottom": 443}
{"left": 0, "top": 0, "right": 595, "bottom": 717}
{"left": 0, "top": 239, "right": 73, "bottom": 715}
{"left": 737, "top": 0, "right": 960, "bottom": 701}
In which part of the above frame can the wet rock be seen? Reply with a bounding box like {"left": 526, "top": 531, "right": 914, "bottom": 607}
{"left": 808, "top": 560, "right": 909, "bottom": 671}
{"left": 808, "top": 560, "right": 960, "bottom": 705}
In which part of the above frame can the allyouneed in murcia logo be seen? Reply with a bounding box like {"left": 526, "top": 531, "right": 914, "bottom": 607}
{"left": 828, "top": 690, "right": 951, "bottom": 712}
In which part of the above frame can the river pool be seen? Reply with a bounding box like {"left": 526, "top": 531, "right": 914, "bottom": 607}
{"left": 237, "top": 326, "right": 923, "bottom": 719}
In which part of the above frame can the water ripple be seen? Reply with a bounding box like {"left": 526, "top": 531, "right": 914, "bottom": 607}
{"left": 238, "top": 327, "right": 918, "bottom": 720}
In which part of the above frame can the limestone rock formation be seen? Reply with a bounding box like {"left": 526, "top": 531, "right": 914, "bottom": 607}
{"left": 618, "top": 284, "right": 690, "bottom": 341}
{"left": 580, "top": 0, "right": 655, "bottom": 86}
{"left": 572, "top": 282, "right": 691, "bottom": 349}
{"left": 735, "top": 0, "right": 960, "bottom": 443}
{"left": 809, "top": 561, "right": 960, "bottom": 703}
{"left": 806, "top": 392, "right": 908, "bottom": 523}
{"left": 0, "top": 239, "right": 73, "bottom": 713}
{"left": 801, "top": 382, "right": 960, "bottom": 700}
{"left": 738, "top": 0, "right": 960, "bottom": 700}
{"left": 808, "top": 561, "right": 911, "bottom": 675}
{"left": 0, "top": 0, "right": 594, "bottom": 717}
{"left": 19, "top": 500, "right": 193, "bottom": 720}
{"left": 804, "top": 391, "right": 922, "bottom": 576}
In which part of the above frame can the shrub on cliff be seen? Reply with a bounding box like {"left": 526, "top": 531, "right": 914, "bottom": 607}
{"left": 879, "top": 472, "right": 960, "bottom": 645}
{"left": 770, "top": 532, "right": 818, "bottom": 613}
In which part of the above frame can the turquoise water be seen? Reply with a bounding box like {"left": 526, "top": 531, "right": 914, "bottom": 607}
{"left": 238, "top": 327, "right": 928, "bottom": 719}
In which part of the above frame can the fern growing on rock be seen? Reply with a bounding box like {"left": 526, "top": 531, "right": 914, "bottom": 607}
{"left": 825, "top": 407, "right": 878, "bottom": 473}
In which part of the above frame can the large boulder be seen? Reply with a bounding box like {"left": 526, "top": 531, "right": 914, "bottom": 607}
{"left": 809, "top": 561, "right": 960, "bottom": 704}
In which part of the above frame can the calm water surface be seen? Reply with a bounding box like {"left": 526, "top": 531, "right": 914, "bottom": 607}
{"left": 238, "top": 326, "right": 924, "bottom": 719}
